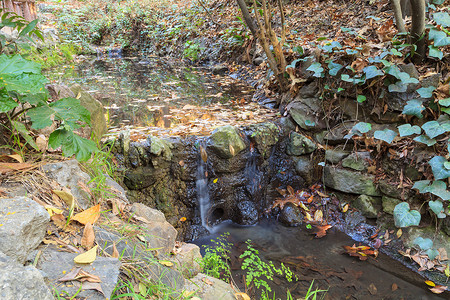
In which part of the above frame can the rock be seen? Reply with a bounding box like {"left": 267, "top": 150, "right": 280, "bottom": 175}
{"left": 104, "top": 174, "right": 128, "bottom": 202}
{"left": 386, "top": 91, "right": 418, "bottom": 111}
{"left": 421, "top": 73, "right": 440, "bottom": 89}
{"left": 298, "top": 81, "right": 319, "bottom": 98}
{"left": 325, "top": 149, "right": 350, "bottom": 164}
{"left": 94, "top": 226, "right": 150, "bottom": 259}
{"left": 130, "top": 203, "right": 167, "bottom": 223}
{"left": 286, "top": 98, "right": 324, "bottom": 130}
{"left": 279, "top": 203, "right": 303, "bottom": 226}
{"left": 142, "top": 259, "right": 185, "bottom": 294}
{"left": 248, "top": 122, "right": 280, "bottom": 159}
{"left": 211, "top": 64, "right": 228, "bottom": 75}
{"left": 140, "top": 219, "right": 178, "bottom": 255}
{"left": 70, "top": 84, "right": 107, "bottom": 140}
{"left": 42, "top": 160, "right": 91, "bottom": 209}
{"left": 382, "top": 196, "right": 402, "bottom": 215}
{"left": 0, "top": 197, "right": 49, "bottom": 264}
{"left": 352, "top": 195, "right": 381, "bottom": 218}
{"left": 286, "top": 132, "right": 317, "bottom": 156}
{"left": 123, "top": 166, "right": 161, "bottom": 190}
{"left": 148, "top": 136, "right": 173, "bottom": 160}
{"left": 404, "top": 227, "right": 450, "bottom": 258}
{"left": 172, "top": 243, "right": 202, "bottom": 278}
{"left": 236, "top": 200, "right": 258, "bottom": 225}
{"left": 323, "top": 121, "right": 358, "bottom": 145}
{"left": 295, "top": 156, "right": 315, "bottom": 185}
{"left": 0, "top": 252, "right": 53, "bottom": 300}
{"left": 37, "top": 246, "right": 120, "bottom": 300}
{"left": 208, "top": 125, "right": 246, "bottom": 159}
{"left": 378, "top": 180, "right": 403, "bottom": 199}
{"left": 253, "top": 56, "right": 264, "bottom": 66}
{"left": 342, "top": 151, "right": 371, "bottom": 171}
{"left": 183, "top": 273, "right": 235, "bottom": 300}
{"left": 399, "top": 63, "right": 419, "bottom": 80}
{"left": 324, "top": 166, "right": 380, "bottom": 196}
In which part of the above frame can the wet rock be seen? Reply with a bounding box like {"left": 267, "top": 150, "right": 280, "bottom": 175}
{"left": 405, "top": 166, "right": 422, "bottom": 181}
{"left": 295, "top": 156, "right": 315, "bottom": 185}
{"left": 0, "top": 197, "right": 49, "bottom": 264}
{"left": 70, "top": 84, "right": 107, "bottom": 140}
{"left": 123, "top": 166, "right": 162, "bottom": 190}
{"left": 183, "top": 273, "right": 235, "bottom": 300}
{"left": 37, "top": 246, "right": 120, "bottom": 300}
{"left": 0, "top": 252, "right": 53, "bottom": 300}
{"left": 248, "top": 122, "right": 280, "bottom": 159}
{"left": 352, "top": 195, "right": 382, "bottom": 218}
{"left": 325, "top": 149, "right": 350, "bottom": 164}
{"left": 42, "top": 160, "right": 91, "bottom": 209}
{"left": 386, "top": 91, "right": 418, "bottom": 111}
{"left": 286, "top": 132, "right": 317, "bottom": 156}
{"left": 322, "top": 121, "right": 358, "bottom": 145}
{"left": 378, "top": 180, "right": 403, "bottom": 199}
{"left": 253, "top": 56, "right": 264, "bottom": 66}
{"left": 236, "top": 200, "right": 258, "bottom": 225}
{"left": 279, "top": 203, "right": 303, "bottom": 226}
{"left": 342, "top": 151, "right": 371, "bottom": 171}
{"left": 324, "top": 166, "right": 380, "bottom": 196}
{"left": 171, "top": 243, "right": 202, "bottom": 278}
{"left": 382, "top": 196, "right": 402, "bottom": 215}
{"left": 209, "top": 152, "right": 248, "bottom": 173}
{"left": 148, "top": 135, "right": 173, "bottom": 160}
{"left": 211, "top": 64, "right": 228, "bottom": 75}
{"left": 208, "top": 125, "right": 246, "bottom": 159}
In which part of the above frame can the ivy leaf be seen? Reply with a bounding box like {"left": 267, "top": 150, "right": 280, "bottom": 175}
{"left": 429, "top": 157, "right": 450, "bottom": 180}
{"left": 306, "top": 62, "right": 324, "bottom": 78}
{"left": 374, "top": 129, "right": 397, "bottom": 144}
{"left": 357, "top": 95, "right": 366, "bottom": 103}
{"left": 398, "top": 124, "right": 421, "bottom": 137}
{"left": 433, "top": 12, "right": 450, "bottom": 27}
{"left": 389, "top": 81, "right": 408, "bottom": 93}
{"left": 423, "top": 181, "right": 450, "bottom": 201}
{"left": 412, "top": 180, "right": 431, "bottom": 193}
{"left": 363, "top": 65, "right": 384, "bottom": 80}
{"left": 422, "top": 121, "right": 445, "bottom": 139}
{"left": 429, "top": 45, "right": 443, "bottom": 60}
{"left": 393, "top": 202, "right": 421, "bottom": 228}
{"left": 427, "top": 249, "right": 440, "bottom": 260}
{"left": 344, "top": 122, "right": 372, "bottom": 139}
{"left": 413, "top": 135, "right": 436, "bottom": 146}
{"left": 328, "top": 61, "right": 343, "bottom": 76}
{"left": 429, "top": 200, "right": 446, "bottom": 218}
{"left": 304, "top": 120, "right": 315, "bottom": 127}
{"left": 432, "top": 0, "right": 445, "bottom": 4}
{"left": 402, "top": 99, "right": 425, "bottom": 118}
{"left": 417, "top": 86, "right": 436, "bottom": 98}
{"left": 439, "top": 98, "right": 450, "bottom": 107}
{"left": 429, "top": 28, "right": 450, "bottom": 47}
{"left": 414, "top": 237, "right": 433, "bottom": 251}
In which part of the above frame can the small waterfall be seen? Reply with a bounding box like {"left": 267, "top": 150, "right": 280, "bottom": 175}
{"left": 245, "top": 142, "right": 261, "bottom": 197}
{"left": 196, "top": 142, "right": 212, "bottom": 232}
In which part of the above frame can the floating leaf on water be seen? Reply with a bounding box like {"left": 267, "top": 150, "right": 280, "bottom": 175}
{"left": 392, "top": 283, "right": 398, "bottom": 291}
{"left": 200, "top": 145, "right": 207, "bottom": 162}
{"left": 74, "top": 245, "right": 98, "bottom": 264}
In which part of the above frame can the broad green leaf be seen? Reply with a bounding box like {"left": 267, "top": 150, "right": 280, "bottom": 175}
{"left": 49, "top": 128, "right": 98, "bottom": 161}
{"left": 444, "top": 162, "right": 450, "bottom": 170}
{"left": 1, "top": 73, "right": 48, "bottom": 94}
{"left": 393, "top": 202, "right": 421, "bottom": 228}
{"left": 416, "top": 86, "right": 436, "bottom": 98}
{"left": 413, "top": 135, "right": 436, "bottom": 146}
{"left": 412, "top": 180, "right": 431, "bottom": 193}
{"left": 385, "top": 65, "right": 419, "bottom": 85}
{"left": 0, "top": 54, "right": 41, "bottom": 74}
{"left": 414, "top": 237, "right": 433, "bottom": 251}
{"left": 433, "top": 12, "right": 450, "bottom": 27}
{"left": 20, "top": 92, "right": 47, "bottom": 105}
{"left": 363, "top": 65, "right": 383, "bottom": 80}
{"left": 426, "top": 249, "right": 440, "bottom": 260}
{"left": 18, "top": 19, "right": 39, "bottom": 38}
{"left": 11, "top": 120, "right": 38, "bottom": 150}
{"left": 402, "top": 99, "right": 425, "bottom": 118}
{"left": 429, "top": 28, "right": 450, "bottom": 47}
{"left": 429, "top": 200, "right": 446, "bottom": 218}
{"left": 429, "top": 45, "right": 443, "bottom": 60}
{"left": 422, "top": 121, "right": 445, "bottom": 138}
{"left": 357, "top": 95, "right": 366, "bottom": 103}
{"left": 306, "top": 62, "right": 324, "bottom": 78}
{"left": 0, "top": 87, "right": 17, "bottom": 112}
{"left": 304, "top": 120, "right": 315, "bottom": 127}
{"left": 328, "top": 61, "right": 343, "bottom": 76}
{"left": 27, "top": 105, "right": 54, "bottom": 129}
{"left": 374, "top": 129, "right": 397, "bottom": 144}
{"left": 442, "top": 107, "right": 450, "bottom": 115}
{"left": 346, "top": 49, "right": 358, "bottom": 55}
{"left": 429, "top": 156, "right": 450, "bottom": 180}
{"left": 423, "top": 181, "right": 450, "bottom": 200}
{"left": 439, "top": 98, "right": 450, "bottom": 107}
{"left": 398, "top": 124, "right": 421, "bottom": 136}
{"left": 354, "top": 122, "right": 372, "bottom": 133}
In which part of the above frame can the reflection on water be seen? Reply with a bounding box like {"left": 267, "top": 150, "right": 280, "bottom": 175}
{"left": 46, "top": 57, "right": 254, "bottom": 129}
{"left": 194, "top": 219, "right": 445, "bottom": 300}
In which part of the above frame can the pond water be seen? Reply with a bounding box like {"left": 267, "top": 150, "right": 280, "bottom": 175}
{"left": 194, "top": 220, "right": 445, "bottom": 300}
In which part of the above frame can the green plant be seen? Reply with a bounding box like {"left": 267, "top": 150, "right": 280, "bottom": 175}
{"left": 240, "top": 240, "right": 298, "bottom": 300}
{"left": 304, "top": 280, "right": 327, "bottom": 300}
{"left": 183, "top": 40, "right": 203, "bottom": 61}
{"left": 199, "top": 233, "right": 232, "bottom": 281}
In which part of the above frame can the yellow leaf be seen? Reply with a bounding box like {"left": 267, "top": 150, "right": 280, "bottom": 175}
{"left": 159, "top": 260, "right": 174, "bottom": 267}
{"left": 74, "top": 245, "right": 98, "bottom": 264}
{"left": 182, "top": 291, "right": 196, "bottom": 298}
{"left": 72, "top": 204, "right": 101, "bottom": 225}
{"left": 314, "top": 210, "right": 323, "bottom": 222}
{"left": 213, "top": 178, "right": 218, "bottom": 183}
{"left": 445, "top": 264, "right": 450, "bottom": 278}
{"left": 52, "top": 190, "right": 75, "bottom": 212}
{"left": 299, "top": 202, "right": 309, "bottom": 212}
{"left": 425, "top": 280, "right": 436, "bottom": 287}
{"left": 235, "top": 292, "right": 251, "bottom": 300}
{"left": 45, "top": 205, "right": 63, "bottom": 217}
{"left": 229, "top": 144, "right": 235, "bottom": 156}
{"left": 179, "top": 217, "right": 187, "bottom": 222}
{"left": 342, "top": 204, "right": 349, "bottom": 213}
{"left": 396, "top": 229, "right": 402, "bottom": 238}
{"left": 305, "top": 212, "right": 313, "bottom": 221}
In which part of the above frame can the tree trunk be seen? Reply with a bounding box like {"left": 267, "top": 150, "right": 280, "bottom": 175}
{"left": 409, "top": 0, "right": 426, "bottom": 63}
{"left": 236, "top": 0, "right": 258, "bottom": 37}
{"left": 391, "top": 0, "right": 406, "bottom": 33}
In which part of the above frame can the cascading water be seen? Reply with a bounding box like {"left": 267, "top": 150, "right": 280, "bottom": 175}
{"left": 196, "top": 142, "right": 212, "bottom": 232}
{"left": 245, "top": 142, "right": 261, "bottom": 197}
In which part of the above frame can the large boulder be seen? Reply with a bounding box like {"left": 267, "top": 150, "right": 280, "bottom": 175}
{"left": 183, "top": 273, "right": 235, "bottom": 300}
{"left": 171, "top": 243, "right": 203, "bottom": 278}
{"left": 324, "top": 166, "right": 380, "bottom": 196}
{"left": 0, "top": 252, "right": 53, "bottom": 300}
{"left": 0, "top": 197, "right": 49, "bottom": 263}
{"left": 208, "top": 125, "right": 246, "bottom": 159}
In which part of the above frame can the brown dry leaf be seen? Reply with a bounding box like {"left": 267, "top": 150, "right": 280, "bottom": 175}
{"left": 200, "top": 145, "right": 207, "bottom": 162}
{"left": 0, "top": 154, "right": 23, "bottom": 163}
{"left": 77, "top": 269, "right": 101, "bottom": 283}
{"left": 72, "top": 204, "right": 101, "bottom": 225}
{"left": 235, "top": 292, "right": 251, "bottom": 300}
{"left": 81, "top": 282, "right": 104, "bottom": 295}
{"left": 81, "top": 222, "right": 95, "bottom": 249}
{"left": 287, "top": 185, "right": 295, "bottom": 196}
{"left": 112, "top": 242, "right": 119, "bottom": 258}
{"left": 202, "top": 277, "right": 214, "bottom": 285}
{"left": 313, "top": 210, "right": 323, "bottom": 222}
{"left": 58, "top": 267, "right": 81, "bottom": 282}
{"left": 133, "top": 215, "right": 151, "bottom": 224}
{"left": 314, "top": 224, "right": 332, "bottom": 238}
{"left": 0, "top": 162, "right": 34, "bottom": 174}
{"left": 36, "top": 134, "right": 47, "bottom": 151}
{"left": 438, "top": 248, "right": 448, "bottom": 261}
{"left": 368, "top": 283, "right": 377, "bottom": 295}
{"left": 392, "top": 283, "right": 398, "bottom": 291}
{"left": 430, "top": 285, "right": 448, "bottom": 294}
{"left": 229, "top": 144, "right": 235, "bottom": 156}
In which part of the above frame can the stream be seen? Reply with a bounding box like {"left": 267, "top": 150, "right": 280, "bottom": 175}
{"left": 51, "top": 56, "right": 447, "bottom": 299}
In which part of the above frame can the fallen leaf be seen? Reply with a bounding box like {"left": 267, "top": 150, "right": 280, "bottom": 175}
{"left": 314, "top": 210, "right": 323, "bottom": 222}
{"left": 0, "top": 162, "right": 34, "bottom": 174}
{"left": 396, "top": 229, "right": 402, "bottom": 238}
{"left": 74, "top": 245, "right": 98, "bottom": 264}
{"left": 72, "top": 204, "right": 101, "bottom": 225}
{"left": 45, "top": 205, "right": 63, "bottom": 217}
{"left": 342, "top": 204, "right": 349, "bottom": 212}
{"left": 112, "top": 242, "right": 119, "bottom": 258}
{"left": 287, "top": 185, "right": 295, "bottom": 195}
{"left": 58, "top": 267, "right": 81, "bottom": 282}
{"left": 392, "top": 283, "right": 398, "bottom": 291}
{"left": 425, "top": 280, "right": 436, "bottom": 287}
{"left": 202, "top": 277, "right": 213, "bottom": 285}
{"left": 368, "top": 283, "right": 377, "bottom": 295}
{"left": 235, "top": 292, "right": 251, "bottom": 300}
{"left": 430, "top": 285, "right": 448, "bottom": 294}
{"left": 179, "top": 217, "right": 187, "bottom": 222}
{"left": 200, "top": 145, "right": 207, "bottom": 162}
{"left": 81, "top": 282, "right": 104, "bottom": 295}
{"left": 229, "top": 144, "right": 235, "bottom": 156}
{"left": 314, "top": 224, "right": 332, "bottom": 238}
{"left": 213, "top": 178, "right": 218, "bottom": 183}
{"left": 0, "top": 154, "right": 23, "bottom": 163}
{"left": 52, "top": 190, "right": 75, "bottom": 213}
{"left": 81, "top": 223, "right": 95, "bottom": 249}
{"left": 159, "top": 260, "right": 174, "bottom": 267}
{"left": 76, "top": 269, "right": 101, "bottom": 283}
